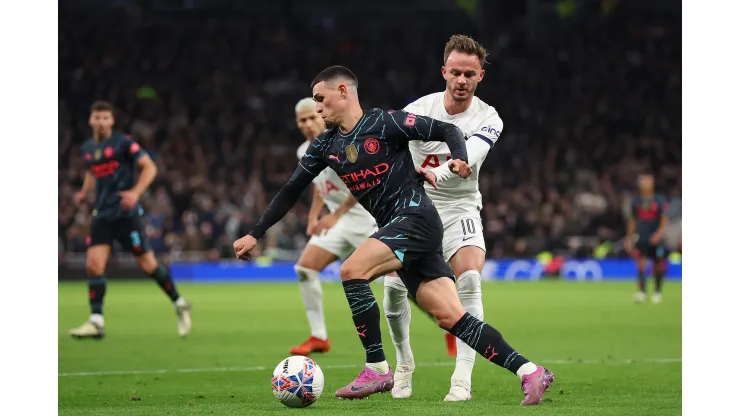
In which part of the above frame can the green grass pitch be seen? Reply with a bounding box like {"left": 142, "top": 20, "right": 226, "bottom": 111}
{"left": 58, "top": 280, "right": 681, "bottom": 415}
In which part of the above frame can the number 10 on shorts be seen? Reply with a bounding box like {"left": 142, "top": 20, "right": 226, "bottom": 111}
{"left": 461, "top": 219, "right": 476, "bottom": 237}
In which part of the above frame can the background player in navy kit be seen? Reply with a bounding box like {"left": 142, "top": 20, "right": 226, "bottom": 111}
{"left": 624, "top": 174, "right": 669, "bottom": 304}
{"left": 69, "top": 101, "right": 192, "bottom": 339}
{"left": 233, "top": 66, "right": 554, "bottom": 405}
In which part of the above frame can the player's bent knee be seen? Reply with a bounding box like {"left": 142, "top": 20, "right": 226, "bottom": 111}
{"left": 383, "top": 281, "right": 409, "bottom": 317}
{"left": 86, "top": 262, "right": 105, "bottom": 276}
{"left": 297, "top": 244, "right": 338, "bottom": 271}
{"left": 136, "top": 253, "right": 159, "bottom": 275}
{"left": 383, "top": 293, "right": 406, "bottom": 318}
{"left": 294, "top": 264, "right": 320, "bottom": 281}
{"left": 431, "top": 303, "right": 467, "bottom": 330}
{"left": 456, "top": 271, "right": 482, "bottom": 298}
{"left": 433, "top": 314, "right": 461, "bottom": 332}
{"left": 383, "top": 275, "right": 407, "bottom": 291}
{"left": 339, "top": 261, "right": 370, "bottom": 281}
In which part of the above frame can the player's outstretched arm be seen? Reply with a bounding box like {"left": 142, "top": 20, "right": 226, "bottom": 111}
{"left": 234, "top": 165, "right": 319, "bottom": 259}
{"left": 235, "top": 137, "right": 329, "bottom": 259}
{"left": 429, "top": 113, "right": 503, "bottom": 183}
{"left": 249, "top": 165, "right": 320, "bottom": 240}
{"left": 387, "top": 110, "right": 468, "bottom": 162}
{"left": 386, "top": 110, "right": 470, "bottom": 178}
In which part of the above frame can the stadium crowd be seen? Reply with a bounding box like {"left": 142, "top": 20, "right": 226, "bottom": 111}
{"left": 58, "top": 2, "right": 681, "bottom": 261}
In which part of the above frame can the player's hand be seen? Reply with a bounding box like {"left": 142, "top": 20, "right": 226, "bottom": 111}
{"left": 623, "top": 238, "right": 633, "bottom": 253}
{"left": 416, "top": 168, "right": 438, "bottom": 190}
{"left": 233, "top": 234, "right": 258, "bottom": 261}
{"left": 119, "top": 190, "right": 141, "bottom": 210}
{"left": 74, "top": 191, "right": 87, "bottom": 205}
{"left": 448, "top": 159, "right": 472, "bottom": 179}
{"left": 649, "top": 232, "right": 662, "bottom": 245}
{"left": 306, "top": 217, "right": 319, "bottom": 236}
{"left": 314, "top": 213, "right": 339, "bottom": 234}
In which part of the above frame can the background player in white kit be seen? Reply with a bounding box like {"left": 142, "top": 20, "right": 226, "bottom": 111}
{"left": 383, "top": 35, "right": 527, "bottom": 401}
{"left": 289, "top": 98, "right": 378, "bottom": 356}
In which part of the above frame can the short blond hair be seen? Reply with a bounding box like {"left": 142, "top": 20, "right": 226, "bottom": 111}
{"left": 294, "top": 97, "right": 316, "bottom": 115}
{"left": 443, "top": 34, "right": 488, "bottom": 66}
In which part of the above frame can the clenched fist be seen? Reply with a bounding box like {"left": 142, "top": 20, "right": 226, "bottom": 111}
{"left": 233, "top": 234, "right": 258, "bottom": 261}
{"left": 449, "top": 159, "right": 472, "bottom": 179}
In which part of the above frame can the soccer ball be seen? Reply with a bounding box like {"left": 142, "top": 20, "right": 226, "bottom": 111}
{"left": 271, "top": 355, "right": 324, "bottom": 408}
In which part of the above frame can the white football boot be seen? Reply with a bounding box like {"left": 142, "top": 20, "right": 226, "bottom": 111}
{"left": 444, "top": 378, "right": 472, "bottom": 401}
{"left": 391, "top": 363, "right": 414, "bottom": 398}
{"left": 175, "top": 300, "right": 192, "bottom": 337}
{"left": 69, "top": 320, "right": 104, "bottom": 339}
{"left": 634, "top": 292, "right": 647, "bottom": 303}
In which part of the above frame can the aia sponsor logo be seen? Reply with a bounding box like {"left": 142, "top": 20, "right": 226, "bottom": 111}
{"left": 318, "top": 180, "right": 340, "bottom": 196}
{"left": 364, "top": 138, "right": 380, "bottom": 155}
{"left": 420, "top": 154, "right": 452, "bottom": 168}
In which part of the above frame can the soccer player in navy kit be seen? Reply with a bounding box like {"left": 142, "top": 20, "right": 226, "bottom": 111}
{"left": 69, "top": 101, "right": 192, "bottom": 339}
{"left": 624, "top": 174, "right": 669, "bottom": 304}
{"left": 233, "top": 67, "right": 554, "bottom": 405}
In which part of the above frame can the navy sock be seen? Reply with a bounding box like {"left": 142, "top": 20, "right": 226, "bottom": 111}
{"left": 654, "top": 261, "right": 665, "bottom": 293}
{"left": 88, "top": 276, "right": 106, "bottom": 315}
{"left": 342, "top": 279, "right": 386, "bottom": 363}
{"left": 638, "top": 270, "right": 646, "bottom": 293}
{"left": 449, "top": 312, "right": 530, "bottom": 375}
{"left": 150, "top": 265, "right": 180, "bottom": 302}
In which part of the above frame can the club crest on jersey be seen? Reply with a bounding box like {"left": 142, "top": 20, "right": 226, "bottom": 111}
{"left": 364, "top": 138, "right": 380, "bottom": 155}
{"left": 345, "top": 144, "right": 359, "bottom": 163}
{"left": 104, "top": 147, "right": 114, "bottom": 158}
{"left": 94, "top": 149, "right": 102, "bottom": 160}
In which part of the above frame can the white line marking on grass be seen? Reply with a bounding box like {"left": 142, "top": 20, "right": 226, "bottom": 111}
{"left": 58, "top": 358, "right": 681, "bottom": 377}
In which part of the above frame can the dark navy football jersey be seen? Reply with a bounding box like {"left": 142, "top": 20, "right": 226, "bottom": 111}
{"left": 81, "top": 132, "right": 148, "bottom": 219}
{"left": 631, "top": 195, "right": 668, "bottom": 242}
{"left": 249, "top": 108, "right": 468, "bottom": 240}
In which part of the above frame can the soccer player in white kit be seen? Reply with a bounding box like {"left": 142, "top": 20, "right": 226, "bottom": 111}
{"left": 290, "top": 98, "right": 379, "bottom": 356}
{"left": 384, "top": 35, "right": 528, "bottom": 401}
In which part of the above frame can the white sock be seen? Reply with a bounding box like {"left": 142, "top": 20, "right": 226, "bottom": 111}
{"left": 90, "top": 313, "right": 104, "bottom": 327}
{"left": 294, "top": 265, "right": 328, "bottom": 340}
{"left": 516, "top": 362, "right": 538, "bottom": 379}
{"left": 366, "top": 361, "right": 390, "bottom": 375}
{"left": 174, "top": 297, "right": 187, "bottom": 308}
{"left": 452, "top": 270, "right": 484, "bottom": 385}
{"left": 383, "top": 276, "right": 415, "bottom": 367}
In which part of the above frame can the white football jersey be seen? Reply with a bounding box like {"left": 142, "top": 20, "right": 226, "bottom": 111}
{"left": 297, "top": 140, "right": 377, "bottom": 227}
{"left": 406, "top": 92, "right": 503, "bottom": 212}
